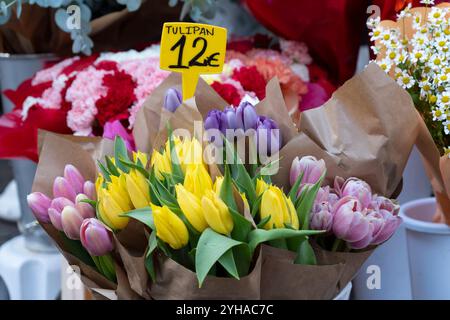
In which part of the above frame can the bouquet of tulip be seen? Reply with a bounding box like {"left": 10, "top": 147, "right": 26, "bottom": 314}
{"left": 28, "top": 61, "right": 419, "bottom": 299}
{"left": 369, "top": 1, "right": 450, "bottom": 223}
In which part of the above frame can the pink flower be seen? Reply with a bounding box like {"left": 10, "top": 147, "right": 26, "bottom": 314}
{"left": 310, "top": 187, "right": 338, "bottom": 232}
{"left": 290, "top": 156, "right": 326, "bottom": 187}
{"left": 279, "top": 39, "right": 313, "bottom": 65}
{"left": 103, "top": 120, "right": 136, "bottom": 151}
{"left": 32, "top": 57, "right": 79, "bottom": 86}
{"left": 300, "top": 83, "right": 329, "bottom": 111}
{"left": 335, "top": 177, "right": 373, "bottom": 209}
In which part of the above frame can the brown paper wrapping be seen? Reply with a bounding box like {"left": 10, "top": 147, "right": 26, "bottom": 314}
{"left": 150, "top": 250, "right": 262, "bottom": 300}
{"left": 376, "top": 3, "right": 450, "bottom": 223}
{"left": 0, "top": 0, "right": 182, "bottom": 54}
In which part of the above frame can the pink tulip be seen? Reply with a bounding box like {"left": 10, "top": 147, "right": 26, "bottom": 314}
{"left": 53, "top": 176, "right": 77, "bottom": 202}
{"left": 83, "top": 181, "right": 96, "bottom": 200}
{"left": 61, "top": 206, "right": 85, "bottom": 240}
{"left": 80, "top": 218, "right": 114, "bottom": 256}
{"left": 64, "top": 164, "right": 85, "bottom": 194}
{"left": 103, "top": 120, "right": 136, "bottom": 151}
{"left": 27, "top": 192, "right": 52, "bottom": 223}
{"left": 370, "top": 210, "right": 402, "bottom": 245}
{"left": 310, "top": 186, "right": 338, "bottom": 232}
{"left": 48, "top": 197, "right": 74, "bottom": 231}
{"left": 75, "top": 194, "right": 95, "bottom": 219}
{"left": 335, "top": 177, "right": 372, "bottom": 209}
{"left": 290, "top": 156, "right": 326, "bottom": 187}
{"left": 370, "top": 195, "right": 400, "bottom": 216}
{"left": 332, "top": 196, "right": 372, "bottom": 244}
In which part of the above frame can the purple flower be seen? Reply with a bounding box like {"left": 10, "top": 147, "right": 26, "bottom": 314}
{"left": 290, "top": 156, "right": 326, "bottom": 187}
{"left": 221, "top": 107, "right": 239, "bottom": 133}
{"left": 64, "top": 164, "right": 85, "bottom": 195}
{"left": 335, "top": 177, "right": 372, "bottom": 209}
{"left": 48, "top": 197, "right": 75, "bottom": 231}
{"left": 103, "top": 120, "right": 136, "bottom": 152}
{"left": 204, "top": 109, "right": 223, "bottom": 131}
{"left": 80, "top": 218, "right": 114, "bottom": 256}
{"left": 236, "top": 101, "right": 258, "bottom": 131}
{"left": 53, "top": 177, "right": 77, "bottom": 202}
{"left": 27, "top": 192, "right": 52, "bottom": 223}
{"left": 256, "top": 116, "right": 281, "bottom": 156}
{"left": 310, "top": 186, "right": 338, "bottom": 232}
{"left": 164, "top": 87, "right": 182, "bottom": 113}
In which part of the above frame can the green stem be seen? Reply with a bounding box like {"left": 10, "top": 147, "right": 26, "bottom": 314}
{"left": 331, "top": 238, "right": 344, "bottom": 252}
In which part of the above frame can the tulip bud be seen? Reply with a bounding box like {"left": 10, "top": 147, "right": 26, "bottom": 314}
{"left": 64, "top": 164, "right": 85, "bottom": 194}
{"left": 256, "top": 178, "right": 269, "bottom": 197}
{"left": 213, "top": 176, "right": 224, "bottom": 194}
{"left": 260, "top": 185, "right": 299, "bottom": 230}
{"left": 53, "top": 176, "right": 77, "bottom": 202}
{"left": 48, "top": 197, "right": 74, "bottom": 231}
{"left": 61, "top": 205, "right": 85, "bottom": 240}
{"left": 27, "top": 192, "right": 52, "bottom": 223}
{"left": 175, "top": 184, "right": 208, "bottom": 232}
{"left": 164, "top": 87, "right": 182, "bottom": 113}
{"left": 256, "top": 116, "right": 281, "bottom": 156}
{"left": 236, "top": 101, "right": 258, "bottom": 131}
{"left": 339, "top": 178, "right": 372, "bottom": 209}
{"left": 370, "top": 210, "right": 402, "bottom": 245}
{"left": 125, "top": 170, "right": 151, "bottom": 209}
{"left": 221, "top": 107, "right": 238, "bottom": 132}
{"left": 332, "top": 196, "right": 372, "bottom": 244}
{"left": 204, "top": 109, "right": 223, "bottom": 131}
{"left": 310, "top": 202, "right": 333, "bottom": 231}
{"left": 83, "top": 181, "right": 96, "bottom": 200}
{"left": 152, "top": 204, "right": 189, "bottom": 249}
{"left": 75, "top": 194, "right": 96, "bottom": 219}
{"left": 201, "top": 190, "right": 234, "bottom": 235}
{"left": 290, "top": 156, "right": 326, "bottom": 187}
{"left": 133, "top": 151, "right": 149, "bottom": 168}
{"left": 150, "top": 150, "right": 172, "bottom": 180}
{"left": 80, "top": 218, "right": 114, "bottom": 256}
{"left": 184, "top": 164, "right": 213, "bottom": 199}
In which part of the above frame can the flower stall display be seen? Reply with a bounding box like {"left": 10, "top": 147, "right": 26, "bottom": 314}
{"left": 0, "top": 36, "right": 332, "bottom": 162}
{"left": 27, "top": 61, "right": 420, "bottom": 299}
{"left": 370, "top": 1, "right": 450, "bottom": 223}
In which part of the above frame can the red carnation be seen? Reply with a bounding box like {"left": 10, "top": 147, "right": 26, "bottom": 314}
{"left": 95, "top": 68, "right": 136, "bottom": 129}
{"left": 211, "top": 81, "right": 242, "bottom": 106}
{"left": 232, "top": 66, "right": 266, "bottom": 100}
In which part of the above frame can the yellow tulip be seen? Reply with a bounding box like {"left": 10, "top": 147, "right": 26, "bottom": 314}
{"left": 125, "top": 169, "right": 150, "bottom": 209}
{"left": 152, "top": 204, "right": 189, "bottom": 249}
{"left": 97, "top": 174, "right": 132, "bottom": 230}
{"left": 256, "top": 178, "right": 269, "bottom": 197}
{"left": 175, "top": 184, "right": 208, "bottom": 232}
{"left": 184, "top": 164, "right": 213, "bottom": 199}
{"left": 133, "top": 151, "right": 149, "bottom": 167}
{"left": 151, "top": 150, "right": 172, "bottom": 180}
{"left": 260, "top": 185, "right": 299, "bottom": 230}
{"left": 183, "top": 138, "right": 204, "bottom": 168}
{"left": 213, "top": 176, "right": 223, "bottom": 194}
{"left": 201, "top": 190, "right": 234, "bottom": 235}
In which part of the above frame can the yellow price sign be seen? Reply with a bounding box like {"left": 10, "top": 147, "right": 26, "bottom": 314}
{"left": 160, "top": 22, "right": 227, "bottom": 101}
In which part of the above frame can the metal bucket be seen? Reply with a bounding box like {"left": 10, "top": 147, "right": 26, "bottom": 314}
{"left": 0, "top": 53, "right": 59, "bottom": 253}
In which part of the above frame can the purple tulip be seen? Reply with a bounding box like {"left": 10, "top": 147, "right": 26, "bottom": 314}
{"left": 310, "top": 186, "right": 338, "bottom": 232}
{"left": 64, "top": 164, "right": 85, "bottom": 195}
{"left": 290, "top": 156, "right": 326, "bottom": 187}
{"left": 221, "top": 107, "right": 239, "bottom": 133}
{"left": 83, "top": 181, "right": 96, "bottom": 201}
{"left": 332, "top": 196, "right": 372, "bottom": 245}
{"left": 164, "top": 87, "right": 182, "bottom": 113}
{"left": 48, "top": 197, "right": 74, "bottom": 231}
{"left": 80, "top": 218, "right": 114, "bottom": 256}
{"left": 53, "top": 176, "right": 77, "bottom": 202}
{"left": 335, "top": 177, "right": 372, "bottom": 209}
{"left": 204, "top": 109, "right": 223, "bottom": 131}
{"left": 75, "top": 194, "right": 96, "bottom": 219}
{"left": 61, "top": 206, "right": 85, "bottom": 240}
{"left": 236, "top": 101, "right": 258, "bottom": 131}
{"left": 256, "top": 116, "right": 281, "bottom": 156}
{"left": 27, "top": 192, "right": 52, "bottom": 223}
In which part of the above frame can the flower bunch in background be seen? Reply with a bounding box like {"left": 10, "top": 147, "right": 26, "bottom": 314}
{"left": 202, "top": 35, "right": 335, "bottom": 113}
{"left": 27, "top": 164, "right": 116, "bottom": 281}
{"left": 290, "top": 156, "right": 402, "bottom": 251}
{"left": 369, "top": 1, "right": 450, "bottom": 154}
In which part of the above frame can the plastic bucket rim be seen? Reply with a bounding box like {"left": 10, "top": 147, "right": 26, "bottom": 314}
{"left": 400, "top": 197, "right": 450, "bottom": 234}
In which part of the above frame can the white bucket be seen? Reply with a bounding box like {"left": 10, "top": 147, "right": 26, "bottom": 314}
{"left": 401, "top": 197, "right": 450, "bottom": 299}
{"left": 333, "top": 282, "right": 352, "bottom": 300}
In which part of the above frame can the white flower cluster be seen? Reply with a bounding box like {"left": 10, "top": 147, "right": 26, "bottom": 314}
{"left": 370, "top": 4, "right": 450, "bottom": 150}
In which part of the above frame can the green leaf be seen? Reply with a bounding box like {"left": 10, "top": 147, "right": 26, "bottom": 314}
{"left": 145, "top": 232, "right": 158, "bottom": 282}
{"left": 219, "top": 165, "right": 238, "bottom": 212}
{"left": 96, "top": 254, "right": 117, "bottom": 282}
{"left": 294, "top": 239, "right": 317, "bottom": 265}
{"left": 195, "top": 228, "right": 244, "bottom": 287}
{"left": 123, "top": 207, "right": 154, "bottom": 230}
{"left": 105, "top": 156, "right": 120, "bottom": 177}
{"left": 250, "top": 195, "right": 262, "bottom": 218}
{"left": 297, "top": 175, "right": 324, "bottom": 230}
{"left": 60, "top": 232, "right": 95, "bottom": 268}
{"left": 248, "top": 228, "right": 324, "bottom": 253}
{"left": 288, "top": 171, "right": 304, "bottom": 202}
{"left": 118, "top": 158, "right": 149, "bottom": 179}
{"left": 114, "top": 136, "right": 130, "bottom": 174}
{"left": 256, "top": 215, "right": 271, "bottom": 229}
{"left": 97, "top": 160, "right": 111, "bottom": 183}
{"left": 217, "top": 249, "right": 239, "bottom": 280}
{"left": 229, "top": 207, "right": 252, "bottom": 242}
{"left": 168, "top": 128, "right": 184, "bottom": 184}
{"left": 80, "top": 198, "right": 97, "bottom": 208}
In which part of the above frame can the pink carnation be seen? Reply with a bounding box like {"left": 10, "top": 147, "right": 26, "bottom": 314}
{"left": 32, "top": 57, "right": 79, "bottom": 86}
{"left": 66, "top": 66, "right": 111, "bottom": 135}
{"left": 279, "top": 39, "right": 312, "bottom": 65}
